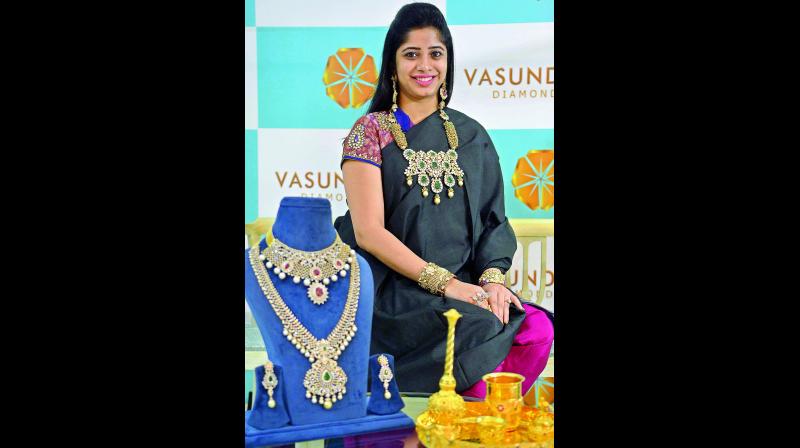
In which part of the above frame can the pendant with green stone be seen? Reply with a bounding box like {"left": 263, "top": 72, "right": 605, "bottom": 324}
{"left": 304, "top": 351, "right": 348, "bottom": 410}
{"left": 402, "top": 147, "right": 465, "bottom": 205}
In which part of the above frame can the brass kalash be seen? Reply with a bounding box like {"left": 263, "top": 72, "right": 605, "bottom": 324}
{"left": 415, "top": 309, "right": 554, "bottom": 448}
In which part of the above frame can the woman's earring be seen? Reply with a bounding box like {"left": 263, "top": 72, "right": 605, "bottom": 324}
{"left": 378, "top": 355, "right": 394, "bottom": 399}
{"left": 439, "top": 81, "right": 448, "bottom": 110}
{"left": 391, "top": 76, "right": 399, "bottom": 112}
{"left": 262, "top": 361, "right": 279, "bottom": 408}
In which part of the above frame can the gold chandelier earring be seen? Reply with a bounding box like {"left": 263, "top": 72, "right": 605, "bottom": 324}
{"left": 377, "top": 355, "right": 394, "bottom": 399}
{"left": 391, "top": 75, "right": 399, "bottom": 111}
{"left": 389, "top": 76, "right": 407, "bottom": 148}
{"left": 262, "top": 361, "right": 279, "bottom": 409}
{"left": 439, "top": 80, "right": 448, "bottom": 110}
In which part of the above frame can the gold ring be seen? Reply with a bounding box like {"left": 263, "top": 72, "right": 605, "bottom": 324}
{"left": 473, "top": 292, "right": 489, "bottom": 303}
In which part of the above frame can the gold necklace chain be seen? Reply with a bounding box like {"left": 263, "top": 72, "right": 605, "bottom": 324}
{"left": 258, "top": 234, "right": 355, "bottom": 305}
{"left": 386, "top": 106, "right": 464, "bottom": 205}
{"left": 249, "top": 244, "right": 360, "bottom": 410}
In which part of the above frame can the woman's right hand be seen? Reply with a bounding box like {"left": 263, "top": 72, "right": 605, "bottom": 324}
{"left": 443, "top": 278, "right": 503, "bottom": 322}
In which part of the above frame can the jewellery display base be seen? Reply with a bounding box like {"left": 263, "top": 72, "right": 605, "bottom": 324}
{"left": 244, "top": 400, "right": 414, "bottom": 448}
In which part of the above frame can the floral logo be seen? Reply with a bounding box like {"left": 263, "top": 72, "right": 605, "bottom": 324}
{"left": 511, "top": 150, "right": 554, "bottom": 211}
{"left": 322, "top": 48, "right": 378, "bottom": 109}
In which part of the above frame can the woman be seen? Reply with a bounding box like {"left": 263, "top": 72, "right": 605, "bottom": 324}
{"left": 334, "top": 2, "right": 553, "bottom": 399}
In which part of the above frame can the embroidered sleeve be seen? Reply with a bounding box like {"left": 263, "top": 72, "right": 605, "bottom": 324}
{"left": 342, "top": 115, "right": 382, "bottom": 168}
{"left": 342, "top": 113, "right": 396, "bottom": 168}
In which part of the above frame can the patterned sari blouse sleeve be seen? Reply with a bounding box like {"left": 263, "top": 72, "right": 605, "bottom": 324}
{"left": 341, "top": 112, "right": 394, "bottom": 168}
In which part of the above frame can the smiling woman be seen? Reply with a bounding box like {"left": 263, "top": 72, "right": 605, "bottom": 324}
{"left": 333, "top": 2, "right": 554, "bottom": 399}
{"left": 393, "top": 27, "right": 449, "bottom": 124}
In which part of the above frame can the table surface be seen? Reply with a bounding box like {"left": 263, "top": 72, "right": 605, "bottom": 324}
{"left": 255, "top": 394, "right": 457, "bottom": 448}
{"left": 254, "top": 393, "right": 555, "bottom": 448}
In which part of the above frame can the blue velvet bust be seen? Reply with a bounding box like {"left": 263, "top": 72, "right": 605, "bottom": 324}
{"left": 244, "top": 197, "right": 375, "bottom": 426}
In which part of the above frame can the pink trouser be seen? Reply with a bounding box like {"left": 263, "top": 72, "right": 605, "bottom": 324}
{"left": 460, "top": 304, "right": 554, "bottom": 399}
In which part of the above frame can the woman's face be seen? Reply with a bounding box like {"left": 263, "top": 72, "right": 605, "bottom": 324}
{"left": 394, "top": 27, "right": 448, "bottom": 104}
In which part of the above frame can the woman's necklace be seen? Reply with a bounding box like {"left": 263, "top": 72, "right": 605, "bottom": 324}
{"left": 258, "top": 234, "right": 355, "bottom": 305}
{"left": 387, "top": 99, "right": 464, "bottom": 205}
{"left": 249, "top": 242, "right": 360, "bottom": 410}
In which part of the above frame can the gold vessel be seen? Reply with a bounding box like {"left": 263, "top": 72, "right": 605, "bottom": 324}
{"left": 414, "top": 309, "right": 554, "bottom": 447}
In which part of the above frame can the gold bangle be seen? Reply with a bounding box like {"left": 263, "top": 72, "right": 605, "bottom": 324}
{"left": 418, "top": 262, "right": 454, "bottom": 296}
{"left": 479, "top": 268, "right": 506, "bottom": 286}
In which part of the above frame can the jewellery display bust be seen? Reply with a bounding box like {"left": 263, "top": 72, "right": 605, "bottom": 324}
{"left": 245, "top": 197, "right": 375, "bottom": 426}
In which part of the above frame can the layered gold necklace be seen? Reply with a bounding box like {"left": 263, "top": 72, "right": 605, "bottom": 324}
{"left": 387, "top": 102, "right": 464, "bottom": 205}
{"left": 249, "top": 242, "right": 360, "bottom": 410}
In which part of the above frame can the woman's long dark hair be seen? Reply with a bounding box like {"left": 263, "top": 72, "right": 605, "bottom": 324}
{"left": 368, "top": 3, "right": 454, "bottom": 113}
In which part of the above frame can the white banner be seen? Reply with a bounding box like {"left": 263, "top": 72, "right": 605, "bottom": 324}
{"left": 254, "top": 0, "right": 447, "bottom": 27}
{"left": 245, "top": 28, "right": 258, "bottom": 130}
{"left": 257, "top": 128, "right": 350, "bottom": 218}
{"left": 448, "top": 23, "right": 554, "bottom": 130}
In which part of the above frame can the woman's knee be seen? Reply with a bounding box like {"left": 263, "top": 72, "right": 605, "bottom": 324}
{"left": 518, "top": 306, "right": 554, "bottom": 346}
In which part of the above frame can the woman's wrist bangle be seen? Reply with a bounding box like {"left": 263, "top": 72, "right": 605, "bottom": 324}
{"left": 478, "top": 268, "right": 506, "bottom": 286}
{"left": 418, "top": 262, "right": 455, "bottom": 296}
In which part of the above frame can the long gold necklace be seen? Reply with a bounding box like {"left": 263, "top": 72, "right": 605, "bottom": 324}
{"left": 387, "top": 100, "right": 464, "bottom": 205}
{"left": 248, "top": 243, "right": 360, "bottom": 410}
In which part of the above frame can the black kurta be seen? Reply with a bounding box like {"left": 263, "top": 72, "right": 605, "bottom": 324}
{"left": 335, "top": 107, "right": 545, "bottom": 393}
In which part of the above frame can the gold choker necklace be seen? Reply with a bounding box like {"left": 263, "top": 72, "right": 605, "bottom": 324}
{"left": 258, "top": 234, "right": 355, "bottom": 305}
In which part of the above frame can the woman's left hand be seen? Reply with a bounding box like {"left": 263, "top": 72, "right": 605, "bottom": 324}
{"left": 482, "top": 283, "right": 524, "bottom": 324}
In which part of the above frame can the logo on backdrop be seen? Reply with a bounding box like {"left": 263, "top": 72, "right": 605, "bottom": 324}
{"left": 323, "top": 48, "right": 378, "bottom": 109}
{"left": 274, "top": 170, "right": 347, "bottom": 204}
{"left": 463, "top": 66, "right": 554, "bottom": 100}
{"left": 531, "top": 377, "right": 555, "bottom": 405}
{"left": 507, "top": 268, "right": 554, "bottom": 296}
{"left": 511, "top": 150, "right": 554, "bottom": 211}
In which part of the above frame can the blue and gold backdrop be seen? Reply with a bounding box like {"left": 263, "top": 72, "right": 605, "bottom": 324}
{"left": 245, "top": 0, "right": 554, "bottom": 402}
{"left": 245, "top": 0, "right": 553, "bottom": 222}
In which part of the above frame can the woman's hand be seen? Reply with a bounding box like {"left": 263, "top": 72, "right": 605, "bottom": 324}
{"left": 443, "top": 278, "right": 498, "bottom": 319}
{"left": 481, "top": 283, "right": 525, "bottom": 324}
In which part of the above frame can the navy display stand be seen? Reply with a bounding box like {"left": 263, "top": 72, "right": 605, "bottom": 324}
{"left": 245, "top": 403, "right": 413, "bottom": 447}
{"left": 244, "top": 197, "right": 414, "bottom": 447}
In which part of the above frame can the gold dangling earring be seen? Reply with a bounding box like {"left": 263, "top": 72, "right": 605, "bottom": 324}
{"left": 377, "top": 355, "right": 394, "bottom": 399}
{"left": 391, "top": 75, "right": 399, "bottom": 112}
{"left": 388, "top": 75, "right": 408, "bottom": 148}
{"left": 262, "top": 361, "right": 279, "bottom": 408}
{"left": 439, "top": 81, "right": 448, "bottom": 110}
